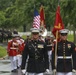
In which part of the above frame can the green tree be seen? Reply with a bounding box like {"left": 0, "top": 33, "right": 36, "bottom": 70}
{"left": 0, "top": 0, "right": 76, "bottom": 35}
{"left": 0, "top": 11, "right": 6, "bottom": 27}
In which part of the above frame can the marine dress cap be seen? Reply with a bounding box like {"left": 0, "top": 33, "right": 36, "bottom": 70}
{"left": 30, "top": 28, "right": 41, "bottom": 33}
{"left": 12, "top": 34, "right": 20, "bottom": 37}
{"left": 59, "top": 29, "right": 69, "bottom": 34}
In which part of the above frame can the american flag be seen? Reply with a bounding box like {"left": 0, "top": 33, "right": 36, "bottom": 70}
{"left": 33, "top": 9, "right": 40, "bottom": 29}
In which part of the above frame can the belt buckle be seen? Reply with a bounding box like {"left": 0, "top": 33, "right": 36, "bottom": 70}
{"left": 63, "top": 56, "right": 66, "bottom": 59}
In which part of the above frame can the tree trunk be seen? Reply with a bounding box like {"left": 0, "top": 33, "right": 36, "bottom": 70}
{"left": 73, "top": 28, "right": 76, "bottom": 44}
{"left": 23, "top": 25, "right": 26, "bottom": 32}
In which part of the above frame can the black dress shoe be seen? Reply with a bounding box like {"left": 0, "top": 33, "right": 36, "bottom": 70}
{"left": 17, "top": 65, "right": 21, "bottom": 69}
{"left": 11, "top": 69, "right": 17, "bottom": 72}
{"left": 17, "top": 66, "right": 20, "bottom": 69}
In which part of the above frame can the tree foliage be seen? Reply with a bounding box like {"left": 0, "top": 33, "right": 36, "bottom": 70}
{"left": 0, "top": 0, "right": 76, "bottom": 31}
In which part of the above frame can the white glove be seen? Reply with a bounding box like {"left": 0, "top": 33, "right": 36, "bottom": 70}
{"left": 46, "top": 69, "right": 50, "bottom": 73}
{"left": 53, "top": 69, "right": 56, "bottom": 74}
{"left": 21, "top": 69, "right": 26, "bottom": 74}
{"left": 53, "top": 69, "right": 56, "bottom": 72}
{"left": 72, "top": 69, "right": 76, "bottom": 73}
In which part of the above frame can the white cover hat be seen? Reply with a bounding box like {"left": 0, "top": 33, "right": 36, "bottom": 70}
{"left": 12, "top": 34, "right": 20, "bottom": 37}
{"left": 59, "top": 29, "right": 69, "bottom": 34}
{"left": 30, "top": 28, "right": 41, "bottom": 33}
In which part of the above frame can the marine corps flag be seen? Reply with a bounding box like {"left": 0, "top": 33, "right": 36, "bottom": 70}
{"left": 52, "top": 6, "right": 65, "bottom": 75}
{"left": 40, "top": 5, "right": 46, "bottom": 30}
{"left": 52, "top": 5, "right": 64, "bottom": 38}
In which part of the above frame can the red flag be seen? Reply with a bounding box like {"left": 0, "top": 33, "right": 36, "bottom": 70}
{"left": 40, "top": 5, "right": 46, "bottom": 28}
{"left": 52, "top": 5, "right": 64, "bottom": 38}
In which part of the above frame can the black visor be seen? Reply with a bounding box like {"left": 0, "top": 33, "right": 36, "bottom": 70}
{"left": 61, "top": 33, "right": 67, "bottom": 36}
{"left": 32, "top": 32, "right": 39, "bottom": 35}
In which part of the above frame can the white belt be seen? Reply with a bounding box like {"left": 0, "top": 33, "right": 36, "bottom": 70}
{"left": 57, "top": 56, "right": 72, "bottom": 59}
{"left": 10, "top": 47, "right": 18, "bottom": 50}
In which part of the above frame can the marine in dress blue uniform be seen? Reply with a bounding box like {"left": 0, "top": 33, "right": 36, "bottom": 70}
{"left": 52, "top": 29, "right": 76, "bottom": 75}
{"left": 21, "top": 28, "right": 49, "bottom": 75}
{"left": 45, "top": 34, "right": 54, "bottom": 71}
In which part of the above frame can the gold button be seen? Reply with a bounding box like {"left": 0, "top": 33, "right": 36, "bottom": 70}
{"left": 35, "top": 46, "right": 36, "bottom": 47}
{"left": 63, "top": 43, "right": 65, "bottom": 44}
{"left": 63, "top": 49, "right": 65, "bottom": 51}
{"left": 35, "top": 56, "right": 38, "bottom": 59}
{"left": 63, "top": 47, "right": 65, "bottom": 48}
{"left": 35, "top": 42, "right": 36, "bottom": 44}
{"left": 35, "top": 49, "right": 37, "bottom": 51}
{"left": 63, "top": 51, "right": 65, "bottom": 53}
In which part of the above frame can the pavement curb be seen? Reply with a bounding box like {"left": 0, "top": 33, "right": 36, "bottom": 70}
{"left": 0, "top": 71, "right": 11, "bottom": 73}
{"left": 0, "top": 55, "right": 8, "bottom": 60}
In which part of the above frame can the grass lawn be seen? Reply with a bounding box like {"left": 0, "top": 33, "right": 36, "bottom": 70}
{"left": 0, "top": 34, "right": 74, "bottom": 58}
{"left": 0, "top": 46, "right": 7, "bottom": 58}
{"left": 67, "top": 34, "right": 74, "bottom": 42}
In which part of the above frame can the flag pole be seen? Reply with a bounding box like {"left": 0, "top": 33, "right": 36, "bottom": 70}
{"left": 54, "top": 1, "right": 60, "bottom": 75}
{"left": 58, "top": 0, "right": 60, "bottom": 6}
{"left": 54, "top": 30, "right": 58, "bottom": 75}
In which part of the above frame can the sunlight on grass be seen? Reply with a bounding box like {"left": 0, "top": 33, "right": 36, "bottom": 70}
{"left": 0, "top": 46, "right": 7, "bottom": 58}
{"left": 67, "top": 34, "right": 74, "bottom": 42}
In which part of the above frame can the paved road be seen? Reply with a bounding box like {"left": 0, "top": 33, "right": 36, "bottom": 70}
{"left": 0, "top": 42, "right": 52, "bottom": 75}
{"left": 0, "top": 42, "right": 76, "bottom": 75}
{"left": 0, "top": 59, "right": 76, "bottom": 75}
{"left": 0, "top": 59, "right": 53, "bottom": 75}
